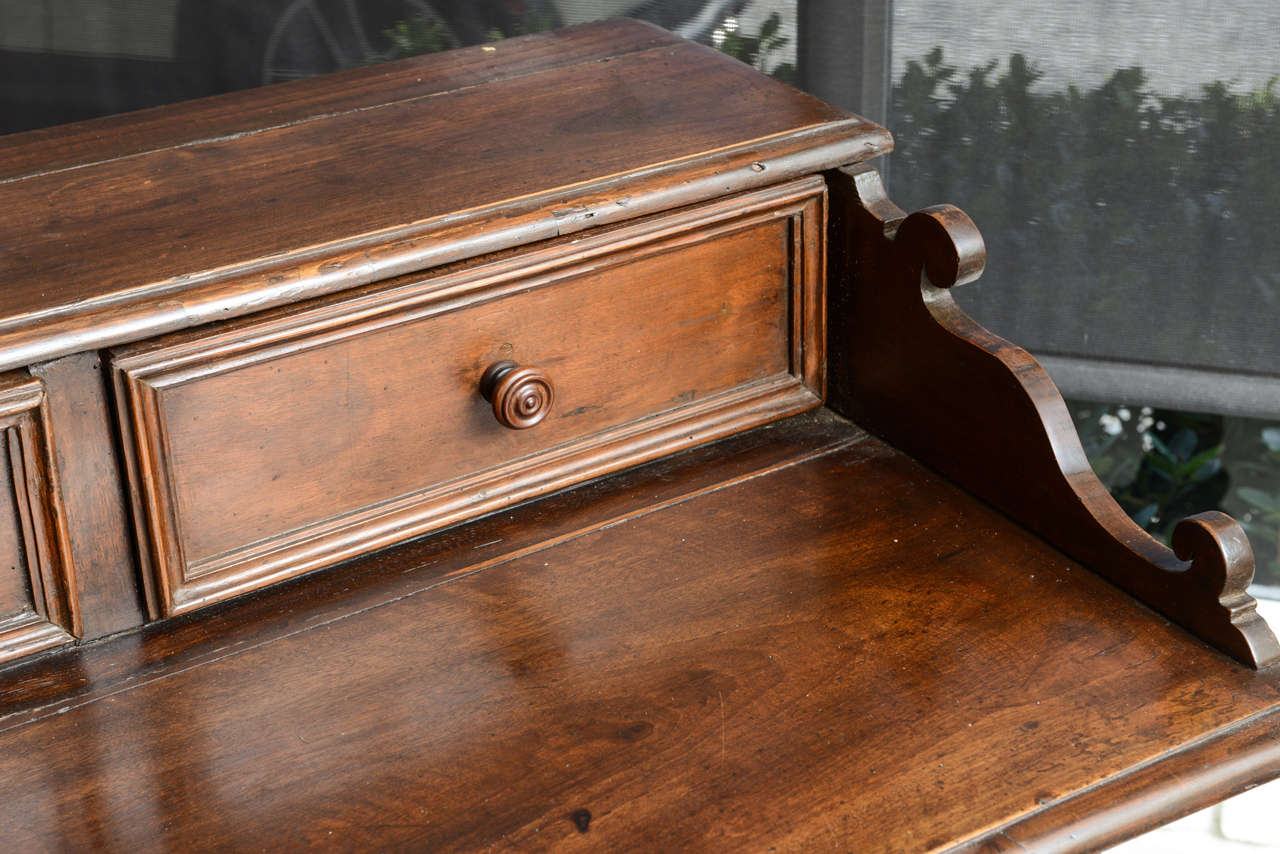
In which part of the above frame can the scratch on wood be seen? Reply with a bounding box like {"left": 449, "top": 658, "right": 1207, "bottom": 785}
{"left": 719, "top": 689, "right": 726, "bottom": 765}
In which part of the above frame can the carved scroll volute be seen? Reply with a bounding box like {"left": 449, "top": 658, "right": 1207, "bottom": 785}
{"left": 827, "top": 164, "right": 1280, "bottom": 668}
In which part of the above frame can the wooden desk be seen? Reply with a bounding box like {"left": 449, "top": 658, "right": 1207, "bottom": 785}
{"left": 0, "top": 19, "right": 1275, "bottom": 852}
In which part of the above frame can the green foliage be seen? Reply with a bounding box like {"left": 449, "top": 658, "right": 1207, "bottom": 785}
{"left": 891, "top": 50, "right": 1280, "bottom": 369}
{"left": 712, "top": 13, "right": 795, "bottom": 82}
{"left": 1072, "top": 403, "right": 1226, "bottom": 541}
{"left": 485, "top": 10, "right": 555, "bottom": 42}
{"left": 1072, "top": 400, "right": 1280, "bottom": 587}
{"left": 1234, "top": 427, "right": 1280, "bottom": 582}
{"left": 381, "top": 9, "right": 555, "bottom": 62}
{"left": 379, "top": 10, "right": 795, "bottom": 83}
{"left": 384, "top": 15, "right": 456, "bottom": 59}
{"left": 1111, "top": 424, "right": 1225, "bottom": 539}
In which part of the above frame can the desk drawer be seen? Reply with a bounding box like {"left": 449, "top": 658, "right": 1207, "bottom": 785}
{"left": 112, "top": 178, "right": 825, "bottom": 616}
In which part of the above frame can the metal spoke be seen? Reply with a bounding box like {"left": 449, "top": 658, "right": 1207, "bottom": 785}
{"left": 342, "top": 0, "right": 375, "bottom": 61}
{"left": 306, "top": 1, "right": 350, "bottom": 68}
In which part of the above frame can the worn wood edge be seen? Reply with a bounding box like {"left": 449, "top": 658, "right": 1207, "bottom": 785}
{"left": 0, "top": 613, "right": 75, "bottom": 665}
{"left": 163, "top": 379, "right": 821, "bottom": 616}
{"left": 948, "top": 706, "right": 1280, "bottom": 853}
{"left": 0, "top": 19, "right": 680, "bottom": 182}
{"left": 0, "top": 124, "right": 887, "bottom": 374}
{"left": 110, "top": 362, "right": 177, "bottom": 620}
{"left": 828, "top": 165, "right": 1280, "bottom": 668}
{"left": 793, "top": 191, "right": 828, "bottom": 396}
{"left": 24, "top": 383, "right": 81, "bottom": 637}
{"left": 110, "top": 176, "right": 827, "bottom": 377}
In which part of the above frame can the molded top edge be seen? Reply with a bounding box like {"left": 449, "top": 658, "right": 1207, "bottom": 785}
{"left": 0, "top": 21, "right": 889, "bottom": 369}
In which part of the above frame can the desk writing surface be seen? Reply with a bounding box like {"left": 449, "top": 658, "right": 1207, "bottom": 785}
{"left": 0, "top": 413, "right": 1274, "bottom": 852}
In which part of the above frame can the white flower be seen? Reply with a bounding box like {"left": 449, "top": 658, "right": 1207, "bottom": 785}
{"left": 711, "top": 27, "right": 725, "bottom": 47}
{"left": 1118, "top": 407, "right": 1131, "bottom": 421}
{"left": 1142, "top": 433, "right": 1154, "bottom": 452}
{"left": 724, "top": 16, "right": 739, "bottom": 32}
{"left": 1100, "top": 414, "right": 1123, "bottom": 436}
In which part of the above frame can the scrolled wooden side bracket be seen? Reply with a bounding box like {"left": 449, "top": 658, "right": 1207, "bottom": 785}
{"left": 826, "top": 165, "right": 1280, "bottom": 668}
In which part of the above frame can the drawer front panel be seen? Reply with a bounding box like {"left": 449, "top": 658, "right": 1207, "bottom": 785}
{"left": 0, "top": 375, "right": 78, "bottom": 660}
{"left": 114, "top": 178, "right": 825, "bottom": 616}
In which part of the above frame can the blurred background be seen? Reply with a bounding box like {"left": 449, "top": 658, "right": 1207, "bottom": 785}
{"left": 2, "top": 0, "right": 1278, "bottom": 594}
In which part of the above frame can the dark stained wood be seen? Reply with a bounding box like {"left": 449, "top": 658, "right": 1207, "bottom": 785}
{"left": 955, "top": 707, "right": 1280, "bottom": 852}
{"left": 112, "top": 180, "right": 825, "bottom": 617}
{"left": 480, "top": 361, "right": 557, "bottom": 430}
{"left": 29, "top": 354, "right": 146, "bottom": 638}
{"left": 0, "top": 414, "right": 1274, "bottom": 852}
{"left": 0, "top": 409, "right": 861, "bottom": 723}
{"left": 0, "top": 373, "right": 78, "bottom": 661}
{"left": 0, "top": 22, "right": 886, "bottom": 374}
{"left": 825, "top": 165, "right": 1280, "bottom": 668}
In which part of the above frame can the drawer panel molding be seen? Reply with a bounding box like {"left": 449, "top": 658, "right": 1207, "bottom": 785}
{"left": 0, "top": 374, "right": 79, "bottom": 660}
{"left": 113, "top": 178, "right": 826, "bottom": 617}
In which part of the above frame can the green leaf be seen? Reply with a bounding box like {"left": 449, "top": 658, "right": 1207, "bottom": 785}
{"left": 1188, "top": 456, "right": 1222, "bottom": 482}
{"left": 1168, "top": 427, "right": 1198, "bottom": 461}
{"left": 759, "top": 12, "right": 780, "bottom": 40}
{"left": 1179, "top": 444, "right": 1223, "bottom": 481}
{"left": 1145, "top": 450, "right": 1175, "bottom": 478}
{"left": 1146, "top": 433, "right": 1175, "bottom": 460}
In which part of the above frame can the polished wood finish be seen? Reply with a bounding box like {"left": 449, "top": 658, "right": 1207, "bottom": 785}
{"left": 480, "top": 361, "right": 557, "bottom": 430}
{"left": 0, "top": 412, "right": 857, "bottom": 722}
{"left": 29, "top": 353, "right": 147, "bottom": 636}
{"left": 112, "top": 180, "right": 825, "bottom": 617}
{"left": 826, "top": 165, "right": 1280, "bottom": 668}
{"left": 0, "top": 20, "right": 674, "bottom": 178}
{"left": 956, "top": 709, "right": 1280, "bottom": 853}
{"left": 0, "top": 21, "right": 885, "bottom": 374}
{"left": 0, "top": 413, "right": 1274, "bottom": 852}
{"left": 0, "top": 373, "right": 78, "bottom": 661}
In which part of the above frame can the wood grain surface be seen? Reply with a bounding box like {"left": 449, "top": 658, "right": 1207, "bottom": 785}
{"left": 0, "top": 20, "right": 886, "bottom": 373}
{"left": 112, "top": 179, "right": 825, "bottom": 617}
{"left": 0, "top": 20, "right": 675, "bottom": 179}
{"left": 0, "top": 413, "right": 1275, "bottom": 852}
{"left": 29, "top": 354, "right": 146, "bottom": 636}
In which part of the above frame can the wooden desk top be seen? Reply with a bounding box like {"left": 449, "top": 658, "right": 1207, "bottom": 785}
{"left": 1, "top": 20, "right": 1274, "bottom": 852}
{"left": 0, "top": 19, "right": 887, "bottom": 373}
{"left": 0, "top": 412, "right": 1275, "bottom": 852}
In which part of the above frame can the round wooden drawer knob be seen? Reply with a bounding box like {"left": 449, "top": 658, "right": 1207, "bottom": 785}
{"left": 479, "top": 360, "right": 555, "bottom": 429}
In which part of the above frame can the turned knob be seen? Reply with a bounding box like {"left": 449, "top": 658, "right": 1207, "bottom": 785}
{"left": 479, "top": 360, "right": 555, "bottom": 429}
